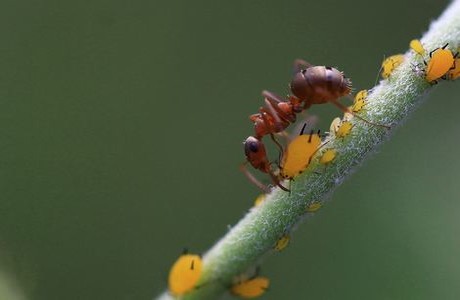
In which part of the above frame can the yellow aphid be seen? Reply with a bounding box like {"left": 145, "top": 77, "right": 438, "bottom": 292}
{"left": 253, "top": 194, "right": 266, "bottom": 207}
{"left": 381, "top": 54, "right": 404, "bottom": 78}
{"left": 426, "top": 46, "right": 455, "bottom": 82}
{"left": 231, "top": 277, "right": 270, "bottom": 299}
{"left": 410, "top": 39, "right": 425, "bottom": 56}
{"left": 447, "top": 58, "right": 460, "bottom": 80}
{"left": 354, "top": 90, "right": 368, "bottom": 102}
{"left": 280, "top": 132, "right": 322, "bottom": 179}
{"left": 330, "top": 117, "right": 341, "bottom": 133}
{"left": 168, "top": 253, "right": 203, "bottom": 296}
{"left": 352, "top": 89, "right": 367, "bottom": 112}
{"left": 274, "top": 234, "right": 290, "bottom": 252}
{"left": 306, "top": 201, "right": 322, "bottom": 213}
{"left": 320, "top": 149, "right": 337, "bottom": 165}
{"left": 352, "top": 100, "right": 366, "bottom": 113}
{"left": 335, "top": 121, "right": 353, "bottom": 138}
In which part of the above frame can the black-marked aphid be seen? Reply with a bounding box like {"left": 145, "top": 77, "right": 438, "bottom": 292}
{"left": 253, "top": 194, "right": 267, "bottom": 207}
{"left": 330, "top": 117, "right": 353, "bottom": 138}
{"left": 381, "top": 54, "right": 404, "bottom": 79}
{"left": 242, "top": 60, "right": 389, "bottom": 192}
{"left": 231, "top": 276, "right": 270, "bottom": 299}
{"left": 279, "top": 126, "right": 323, "bottom": 180}
{"left": 410, "top": 40, "right": 458, "bottom": 83}
{"left": 351, "top": 90, "right": 368, "bottom": 113}
{"left": 274, "top": 234, "right": 290, "bottom": 252}
{"left": 306, "top": 201, "right": 323, "bottom": 213}
{"left": 168, "top": 251, "right": 203, "bottom": 296}
{"left": 319, "top": 149, "right": 337, "bottom": 166}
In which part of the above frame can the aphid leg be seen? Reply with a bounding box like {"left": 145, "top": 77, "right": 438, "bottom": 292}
{"left": 444, "top": 56, "right": 459, "bottom": 80}
{"left": 429, "top": 47, "right": 439, "bottom": 58}
{"left": 293, "top": 59, "right": 313, "bottom": 73}
{"left": 330, "top": 99, "right": 391, "bottom": 129}
{"left": 239, "top": 162, "right": 271, "bottom": 193}
{"left": 429, "top": 44, "right": 447, "bottom": 58}
{"left": 449, "top": 54, "right": 458, "bottom": 70}
{"left": 261, "top": 90, "right": 284, "bottom": 103}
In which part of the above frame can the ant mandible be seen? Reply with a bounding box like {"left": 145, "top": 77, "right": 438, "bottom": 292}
{"left": 241, "top": 59, "right": 389, "bottom": 192}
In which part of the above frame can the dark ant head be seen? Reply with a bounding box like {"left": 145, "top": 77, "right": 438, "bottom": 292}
{"left": 244, "top": 136, "right": 269, "bottom": 172}
{"left": 244, "top": 136, "right": 263, "bottom": 157}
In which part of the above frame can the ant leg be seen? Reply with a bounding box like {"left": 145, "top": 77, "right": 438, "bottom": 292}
{"left": 293, "top": 59, "right": 313, "bottom": 73}
{"left": 330, "top": 99, "right": 391, "bottom": 129}
{"left": 287, "top": 95, "right": 304, "bottom": 112}
{"left": 239, "top": 162, "right": 271, "bottom": 193}
{"left": 269, "top": 133, "right": 284, "bottom": 166}
{"left": 262, "top": 91, "right": 296, "bottom": 123}
{"left": 260, "top": 103, "right": 285, "bottom": 133}
{"left": 267, "top": 169, "right": 290, "bottom": 192}
{"left": 262, "top": 90, "right": 284, "bottom": 103}
{"left": 265, "top": 161, "right": 290, "bottom": 192}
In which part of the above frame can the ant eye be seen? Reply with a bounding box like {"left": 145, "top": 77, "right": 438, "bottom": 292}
{"left": 248, "top": 141, "right": 259, "bottom": 153}
{"left": 244, "top": 137, "right": 261, "bottom": 154}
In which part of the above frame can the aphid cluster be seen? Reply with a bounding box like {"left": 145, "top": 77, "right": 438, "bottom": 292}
{"left": 167, "top": 250, "right": 271, "bottom": 298}
{"left": 381, "top": 54, "right": 405, "bottom": 79}
{"left": 410, "top": 39, "right": 459, "bottom": 83}
{"left": 165, "top": 38, "right": 460, "bottom": 300}
{"left": 241, "top": 60, "right": 390, "bottom": 193}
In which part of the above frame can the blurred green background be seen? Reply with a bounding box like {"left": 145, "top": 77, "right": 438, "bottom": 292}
{"left": 0, "top": 0, "right": 459, "bottom": 299}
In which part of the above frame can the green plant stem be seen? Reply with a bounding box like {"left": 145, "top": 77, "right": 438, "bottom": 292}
{"left": 157, "top": 1, "right": 460, "bottom": 299}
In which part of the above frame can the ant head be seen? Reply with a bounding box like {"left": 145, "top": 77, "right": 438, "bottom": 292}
{"left": 244, "top": 136, "right": 263, "bottom": 156}
{"left": 244, "top": 136, "right": 269, "bottom": 172}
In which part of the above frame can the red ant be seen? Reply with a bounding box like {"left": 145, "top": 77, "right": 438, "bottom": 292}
{"left": 241, "top": 59, "right": 389, "bottom": 192}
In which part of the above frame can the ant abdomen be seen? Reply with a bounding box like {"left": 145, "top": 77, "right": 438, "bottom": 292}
{"left": 290, "top": 66, "right": 352, "bottom": 105}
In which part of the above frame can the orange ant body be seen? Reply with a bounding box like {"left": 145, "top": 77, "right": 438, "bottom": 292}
{"left": 242, "top": 60, "right": 386, "bottom": 192}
